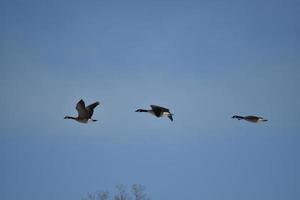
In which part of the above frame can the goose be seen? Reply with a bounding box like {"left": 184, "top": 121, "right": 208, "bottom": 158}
{"left": 135, "top": 105, "right": 173, "bottom": 121}
{"left": 232, "top": 115, "right": 268, "bottom": 123}
{"left": 64, "top": 99, "right": 100, "bottom": 123}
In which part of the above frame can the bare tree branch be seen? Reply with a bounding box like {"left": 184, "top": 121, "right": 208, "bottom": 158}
{"left": 132, "top": 184, "right": 150, "bottom": 200}
{"left": 83, "top": 184, "right": 150, "bottom": 200}
{"left": 97, "top": 191, "right": 110, "bottom": 200}
{"left": 114, "top": 184, "right": 130, "bottom": 200}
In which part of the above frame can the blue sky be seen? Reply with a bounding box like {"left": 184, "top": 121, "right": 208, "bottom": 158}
{"left": 0, "top": 0, "right": 299, "bottom": 199}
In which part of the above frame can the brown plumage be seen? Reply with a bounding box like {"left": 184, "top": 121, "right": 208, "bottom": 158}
{"left": 64, "top": 99, "right": 100, "bottom": 123}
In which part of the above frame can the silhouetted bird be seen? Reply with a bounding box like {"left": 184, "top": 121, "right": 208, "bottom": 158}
{"left": 64, "top": 99, "right": 100, "bottom": 123}
{"left": 136, "top": 105, "right": 173, "bottom": 121}
{"left": 232, "top": 115, "right": 268, "bottom": 123}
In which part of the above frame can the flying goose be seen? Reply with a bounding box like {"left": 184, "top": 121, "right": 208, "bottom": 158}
{"left": 232, "top": 115, "right": 268, "bottom": 123}
{"left": 64, "top": 99, "right": 100, "bottom": 123}
{"left": 135, "top": 105, "right": 173, "bottom": 121}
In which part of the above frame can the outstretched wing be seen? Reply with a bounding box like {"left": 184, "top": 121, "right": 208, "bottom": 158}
{"left": 86, "top": 101, "right": 100, "bottom": 117}
{"left": 150, "top": 105, "right": 169, "bottom": 117}
{"left": 244, "top": 115, "right": 260, "bottom": 123}
{"left": 245, "top": 115, "right": 259, "bottom": 120}
{"left": 76, "top": 99, "right": 89, "bottom": 118}
{"left": 151, "top": 105, "right": 169, "bottom": 112}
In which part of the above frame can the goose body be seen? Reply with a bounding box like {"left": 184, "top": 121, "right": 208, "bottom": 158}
{"left": 136, "top": 105, "right": 173, "bottom": 121}
{"left": 64, "top": 99, "right": 100, "bottom": 123}
{"left": 232, "top": 115, "right": 267, "bottom": 123}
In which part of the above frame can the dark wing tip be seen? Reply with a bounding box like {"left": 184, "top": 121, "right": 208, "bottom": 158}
{"left": 77, "top": 99, "right": 85, "bottom": 107}
{"left": 150, "top": 105, "right": 156, "bottom": 109}
{"left": 87, "top": 101, "right": 100, "bottom": 110}
{"left": 150, "top": 105, "right": 161, "bottom": 108}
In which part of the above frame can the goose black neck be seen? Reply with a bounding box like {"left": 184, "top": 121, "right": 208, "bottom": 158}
{"left": 64, "top": 116, "right": 76, "bottom": 120}
{"left": 232, "top": 115, "right": 244, "bottom": 119}
{"left": 135, "top": 109, "right": 148, "bottom": 112}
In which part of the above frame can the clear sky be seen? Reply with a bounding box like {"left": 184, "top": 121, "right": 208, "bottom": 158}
{"left": 1, "top": 0, "right": 299, "bottom": 199}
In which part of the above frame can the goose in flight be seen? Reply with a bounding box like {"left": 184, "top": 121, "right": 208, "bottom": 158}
{"left": 64, "top": 99, "right": 100, "bottom": 123}
{"left": 232, "top": 115, "right": 268, "bottom": 123}
{"left": 135, "top": 105, "right": 173, "bottom": 121}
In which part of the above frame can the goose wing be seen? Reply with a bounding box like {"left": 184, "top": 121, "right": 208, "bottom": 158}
{"left": 245, "top": 115, "right": 259, "bottom": 120}
{"left": 151, "top": 105, "right": 169, "bottom": 112}
{"left": 76, "top": 99, "right": 89, "bottom": 118}
{"left": 86, "top": 101, "right": 100, "bottom": 117}
{"left": 244, "top": 115, "right": 260, "bottom": 122}
{"left": 150, "top": 105, "right": 169, "bottom": 117}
